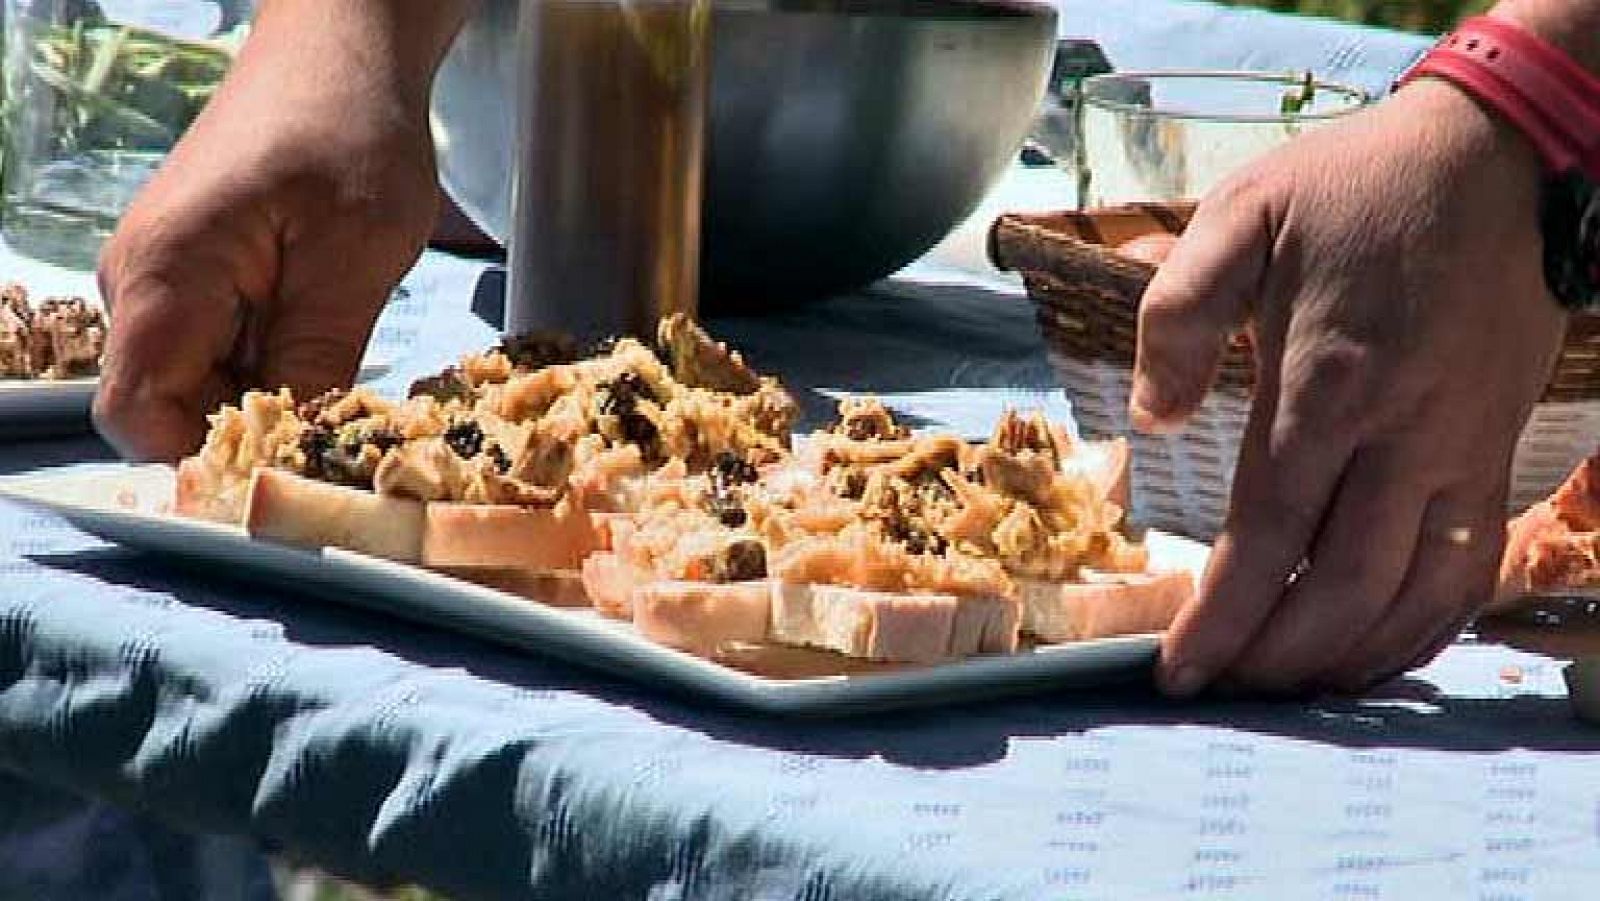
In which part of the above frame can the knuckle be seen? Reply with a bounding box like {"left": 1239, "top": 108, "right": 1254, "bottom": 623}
{"left": 1137, "top": 291, "right": 1215, "bottom": 347}
{"left": 1203, "top": 167, "right": 1272, "bottom": 212}
{"left": 1230, "top": 470, "right": 1324, "bottom": 538}
{"left": 1285, "top": 337, "right": 1374, "bottom": 406}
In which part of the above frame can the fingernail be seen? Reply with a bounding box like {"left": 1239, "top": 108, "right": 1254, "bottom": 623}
{"left": 1160, "top": 664, "right": 1209, "bottom": 699}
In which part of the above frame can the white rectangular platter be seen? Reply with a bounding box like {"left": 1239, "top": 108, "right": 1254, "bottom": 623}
{"left": 0, "top": 377, "right": 99, "bottom": 437}
{"left": 0, "top": 465, "right": 1210, "bottom": 716}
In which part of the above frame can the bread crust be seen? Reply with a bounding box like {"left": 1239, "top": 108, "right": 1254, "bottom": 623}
{"left": 243, "top": 468, "right": 425, "bottom": 563}
{"left": 422, "top": 502, "right": 600, "bottom": 571}
{"left": 633, "top": 579, "right": 772, "bottom": 657}
{"left": 1019, "top": 569, "right": 1194, "bottom": 643}
{"left": 581, "top": 551, "right": 655, "bottom": 619}
{"left": 433, "top": 567, "right": 590, "bottom": 607}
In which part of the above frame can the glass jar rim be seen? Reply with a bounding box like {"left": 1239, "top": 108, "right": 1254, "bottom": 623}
{"left": 1080, "top": 69, "right": 1373, "bottom": 124}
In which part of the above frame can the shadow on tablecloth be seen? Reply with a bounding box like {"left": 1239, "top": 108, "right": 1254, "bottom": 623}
{"left": 32, "top": 547, "right": 1600, "bottom": 771}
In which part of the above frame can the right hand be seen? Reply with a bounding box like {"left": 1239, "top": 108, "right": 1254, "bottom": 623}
{"left": 94, "top": 0, "right": 467, "bottom": 462}
{"left": 1131, "top": 78, "right": 1566, "bottom": 697}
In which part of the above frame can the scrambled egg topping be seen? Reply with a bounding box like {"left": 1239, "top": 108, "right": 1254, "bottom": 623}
{"left": 616, "top": 404, "right": 1147, "bottom": 598}
{"left": 185, "top": 314, "right": 1145, "bottom": 597}
{"left": 185, "top": 316, "right": 798, "bottom": 511}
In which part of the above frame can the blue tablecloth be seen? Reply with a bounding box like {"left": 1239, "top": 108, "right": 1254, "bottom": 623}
{"left": 6, "top": 253, "right": 1600, "bottom": 900}
{"left": 13, "top": 6, "right": 1598, "bottom": 901}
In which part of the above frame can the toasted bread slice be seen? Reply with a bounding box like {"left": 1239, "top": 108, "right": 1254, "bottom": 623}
{"left": 1491, "top": 502, "right": 1600, "bottom": 612}
{"left": 771, "top": 582, "right": 1018, "bottom": 664}
{"left": 632, "top": 579, "right": 774, "bottom": 657}
{"left": 589, "top": 550, "right": 1021, "bottom": 664}
{"left": 243, "top": 468, "right": 426, "bottom": 563}
{"left": 1018, "top": 569, "right": 1194, "bottom": 642}
{"left": 433, "top": 566, "right": 590, "bottom": 607}
{"left": 581, "top": 551, "right": 656, "bottom": 619}
{"left": 422, "top": 502, "right": 601, "bottom": 571}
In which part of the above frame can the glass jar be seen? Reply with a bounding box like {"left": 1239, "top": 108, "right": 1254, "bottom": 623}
{"left": 1076, "top": 70, "right": 1371, "bottom": 208}
{"left": 0, "top": 0, "right": 250, "bottom": 269}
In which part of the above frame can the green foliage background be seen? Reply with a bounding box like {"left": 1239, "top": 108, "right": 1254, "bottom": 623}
{"left": 1217, "top": 0, "right": 1494, "bottom": 33}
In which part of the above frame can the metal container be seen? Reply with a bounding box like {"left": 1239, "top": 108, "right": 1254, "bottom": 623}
{"left": 432, "top": 0, "right": 1058, "bottom": 310}
{"left": 506, "top": 0, "right": 709, "bottom": 339}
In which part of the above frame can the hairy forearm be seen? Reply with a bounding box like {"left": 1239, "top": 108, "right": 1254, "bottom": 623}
{"left": 246, "top": 0, "right": 474, "bottom": 111}
{"left": 1493, "top": 0, "right": 1600, "bottom": 71}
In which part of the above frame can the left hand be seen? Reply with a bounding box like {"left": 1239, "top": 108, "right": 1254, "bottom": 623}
{"left": 1131, "top": 78, "right": 1568, "bottom": 697}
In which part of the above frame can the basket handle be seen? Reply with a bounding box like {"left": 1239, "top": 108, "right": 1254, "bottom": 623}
{"left": 988, "top": 202, "right": 1196, "bottom": 308}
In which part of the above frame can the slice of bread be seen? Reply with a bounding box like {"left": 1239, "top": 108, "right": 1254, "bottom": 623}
{"left": 581, "top": 551, "right": 657, "bottom": 619}
{"left": 771, "top": 582, "right": 1018, "bottom": 664}
{"left": 633, "top": 579, "right": 773, "bottom": 657}
{"left": 1018, "top": 569, "right": 1194, "bottom": 643}
{"left": 432, "top": 567, "right": 590, "bottom": 607}
{"left": 243, "top": 468, "right": 426, "bottom": 563}
{"left": 586, "top": 549, "right": 1022, "bottom": 664}
{"left": 242, "top": 470, "right": 605, "bottom": 606}
{"left": 1491, "top": 452, "right": 1600, "bottom": 613}
{"left": 422, "top": 502, "right": 600, "bottom": 571}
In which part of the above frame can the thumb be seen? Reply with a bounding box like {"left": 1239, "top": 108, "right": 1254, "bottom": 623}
{"left": 1129, "top": 190, "right": 1272, "bottom": 434}
{"left": 93, "top": 252, "right": 246, "bottom": 462}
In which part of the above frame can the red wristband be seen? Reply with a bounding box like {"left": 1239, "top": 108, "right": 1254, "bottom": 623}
{"left": 1398, "top": 15, "right": 1600, "bottom": 179}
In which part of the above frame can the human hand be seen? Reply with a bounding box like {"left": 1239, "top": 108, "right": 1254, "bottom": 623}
{"left": 1132, "top": 78, "right": 1567, "bottom": 696}
{"left": 94, "top": 0, "right": 469, "bottom": 461}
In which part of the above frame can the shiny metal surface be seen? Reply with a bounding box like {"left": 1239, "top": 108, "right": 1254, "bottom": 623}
{"left": 431, "top": 0, "right": 1057, "bottom": 309}
{"left": 505, "top": 0, "right": 709, "bottom": 339}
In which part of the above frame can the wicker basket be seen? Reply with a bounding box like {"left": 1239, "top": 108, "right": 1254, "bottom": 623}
{"left": 990, "top": 202, "right": 1600, "bottom": 542}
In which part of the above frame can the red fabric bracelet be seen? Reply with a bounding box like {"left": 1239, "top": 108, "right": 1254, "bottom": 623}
{"left": 1398, "top": 15, "right": 1600, "bottom": 179}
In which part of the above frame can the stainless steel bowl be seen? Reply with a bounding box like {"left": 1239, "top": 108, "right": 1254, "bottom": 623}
{"left": 432, "top": 0, "right": 1057, "bottom": 309}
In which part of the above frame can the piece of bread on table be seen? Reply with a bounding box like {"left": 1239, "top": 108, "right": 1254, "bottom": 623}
{"left": 422, "top": 502, "right": 601, "bottom": 571}
{"left": 589, "top": 553, "right": 1187, "bottom": 665}
{"left": 582, "top": 412, "right": 1184, "bottom": 665}
{"left": 770, "top": 581, "right": 1019, "bottom": 663}
{"left": 593, "top": 556, "right": 1019, "bottom": 664}
{"left": 243, "top": 467, "right": 426, "bottom": 563}
{"left": 242, "top": 470, "right": 600, "bottom": 610}
{"left": 422, "top": 504, "right": 600, "bottom": 605}
{"left": 431, "top": 567, "right": 591, "bottom": 607}
{"left": 633, "top": 579, "right": 774, "bottom": 657}
{"left": 1018, "top": 570, "right": 1194, "bottom": 642}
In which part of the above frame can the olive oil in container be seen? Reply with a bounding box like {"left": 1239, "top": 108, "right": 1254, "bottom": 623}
{"left": 506, "top": 0, "right": 710, "bottom": 340}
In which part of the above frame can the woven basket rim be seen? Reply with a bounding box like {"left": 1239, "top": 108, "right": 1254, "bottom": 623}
{"left": 991, "top": 205, "right": 1600, "bottom": 405}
